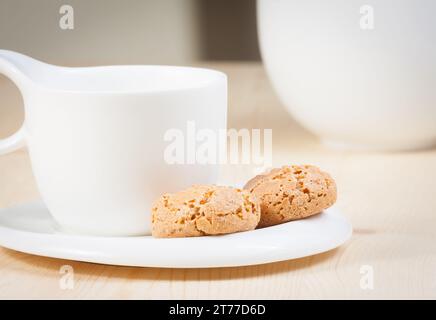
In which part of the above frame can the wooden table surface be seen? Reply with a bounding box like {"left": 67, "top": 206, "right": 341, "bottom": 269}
{"left": 0, "top": 62, "right": 435, "bottom": 299}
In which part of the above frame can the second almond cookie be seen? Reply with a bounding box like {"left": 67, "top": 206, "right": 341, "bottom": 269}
{"left": 244, "top": 165, "right": 337, "bottom": 228}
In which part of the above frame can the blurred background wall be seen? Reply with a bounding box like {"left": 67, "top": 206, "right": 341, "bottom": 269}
{"left": 0, "top": 0, "right": 260, "bottom": 65}
{"left": 198, "top": 0, "right": 260, "bottom": 61}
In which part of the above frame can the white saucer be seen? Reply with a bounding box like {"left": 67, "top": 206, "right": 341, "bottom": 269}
{"left": 0, "top": 201, "right": 352, "bottom": 268}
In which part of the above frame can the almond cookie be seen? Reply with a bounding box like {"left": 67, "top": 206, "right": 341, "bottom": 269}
{"left": 244, "top": 165, "right": 337, "bottom": 228}
{"left": 151, "top": 185, "right": 260, "bottom": 238}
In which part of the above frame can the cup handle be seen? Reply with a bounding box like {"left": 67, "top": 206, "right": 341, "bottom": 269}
{"left": 0, "top": 52, "right": 26, "bottom": 155}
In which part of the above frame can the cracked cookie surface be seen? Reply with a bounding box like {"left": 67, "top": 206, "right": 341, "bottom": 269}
{"left": 244, "top": 165, "right": 337, "bottom": 228}
{"left": 152, "top": 185, "right": 260, "bottom": 238}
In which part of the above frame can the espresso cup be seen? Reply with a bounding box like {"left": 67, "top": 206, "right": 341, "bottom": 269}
{"left": 0, "top": 50, "right": 227, "bottom": 236}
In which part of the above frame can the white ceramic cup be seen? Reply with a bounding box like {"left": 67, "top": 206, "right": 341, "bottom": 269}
{"left": 258, "top": 0, "right": 436, "bottom": 150}
{"left": 0, "top": 50, "right": 227, "bottom": 236}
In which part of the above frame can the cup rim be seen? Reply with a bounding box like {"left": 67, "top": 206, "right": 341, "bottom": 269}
{"left": 30, "top": 65, "right": 227, "bottom": 95}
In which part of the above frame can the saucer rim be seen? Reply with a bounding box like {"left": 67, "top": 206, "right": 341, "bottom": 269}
{"left": 0, "top": 201, "right": 352, "bottom": 268}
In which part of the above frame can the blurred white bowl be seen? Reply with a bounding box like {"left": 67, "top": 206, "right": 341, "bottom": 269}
{"left": 257, "top": 0, "right": 436, "bottom": 151}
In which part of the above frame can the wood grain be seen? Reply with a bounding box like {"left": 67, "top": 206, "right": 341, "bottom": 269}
{"left": 0, "top": 63, "right": 435, "bottom": 299}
